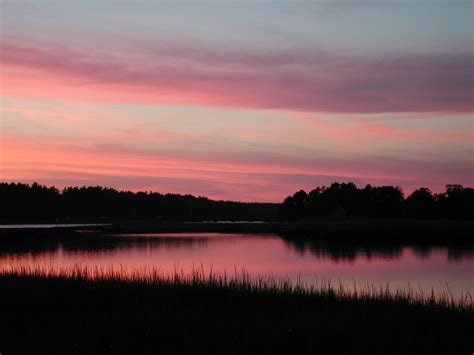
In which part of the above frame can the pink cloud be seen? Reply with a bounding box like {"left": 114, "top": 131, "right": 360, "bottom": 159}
{"left": 2, "top": 37, "right": 473, "bottom": 201}
{"left": 1, "top": 37, "right": 473, "bottom": 113}
{"left": 305, "top": 117, "right": 473, "bottom": 143}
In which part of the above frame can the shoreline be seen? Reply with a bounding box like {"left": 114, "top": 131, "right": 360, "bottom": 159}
{"left": 1, "top": 219, "right": 473, "bottom": 244}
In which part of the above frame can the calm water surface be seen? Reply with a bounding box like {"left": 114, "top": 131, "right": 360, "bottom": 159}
{"left": 1, "top": 233, "right": 473, "bottom": 298}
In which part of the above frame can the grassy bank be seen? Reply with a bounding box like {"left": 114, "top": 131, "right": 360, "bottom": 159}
{"left": 0, "top": 267, "right": 472, "bottom": 355}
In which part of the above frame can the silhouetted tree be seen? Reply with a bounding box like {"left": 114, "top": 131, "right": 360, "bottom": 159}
{"left": 1, "top": 181, "right": 472, "bottom": 222}
{"left": 405, "top": 188, "right": 436, "bottom": 218}
{"left": 278, "top": 182, "right": 471, "bottom": 220}
{"left": 0, "top": 182, "right": 277, "bottom": 222}
{"left": 436, "top": 185, "right": 474, "bottom": 219}
{"left": 280, "top": 190, "right": 308, "bottom": 220}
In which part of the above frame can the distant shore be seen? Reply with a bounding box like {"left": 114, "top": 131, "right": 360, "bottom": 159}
{"left": 1, "top": 219, "right": 473, "bottom": 244}
{"left": 0, "top": 267, "right": 472, "bottom": 355}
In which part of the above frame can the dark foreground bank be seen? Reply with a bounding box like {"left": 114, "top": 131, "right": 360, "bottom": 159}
{"left": 0, "top": 269, "right": 472, "bottom": 355}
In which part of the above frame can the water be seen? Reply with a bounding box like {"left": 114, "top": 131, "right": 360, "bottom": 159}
{"left": 1, "top": 232, "right": 473, "bottom": 298}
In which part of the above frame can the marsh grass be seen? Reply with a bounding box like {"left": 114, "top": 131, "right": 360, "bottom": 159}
{"left": 1, "top": 264, "right": 472, "bottom": 311}
{"left": 0, "top": 265, "right": 473, "bottom": 355}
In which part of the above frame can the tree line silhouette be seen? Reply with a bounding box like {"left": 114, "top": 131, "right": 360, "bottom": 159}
{"left": 0, "top": 183, "right": 276, "bottom": 222}
{"left": 0, "top": 182, "right": 472, "bottom": 221}
{"left": 280, "top": 182, "right": 473, "bottom": 220}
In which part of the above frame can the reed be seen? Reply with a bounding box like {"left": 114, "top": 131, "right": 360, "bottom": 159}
{"left": 1, "top": 265, "right": 472, "bottom": 354}
{"left": 1, "top": 264, "right": 472, "bottom": 311}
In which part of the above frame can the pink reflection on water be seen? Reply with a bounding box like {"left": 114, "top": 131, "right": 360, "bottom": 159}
{"left": 0, "top": 233, "right": 472, "bottom": 298}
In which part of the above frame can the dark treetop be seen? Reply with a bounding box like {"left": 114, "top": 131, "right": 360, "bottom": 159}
{"left": 0, "top": 182, "right": 473, "bottom": 222}
{"left": 279, "top": 182, "right": 473, "bottom": 220}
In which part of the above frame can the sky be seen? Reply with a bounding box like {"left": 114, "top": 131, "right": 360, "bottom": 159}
{"left": 0, "top": 0, "right": 473, "bottom": 202}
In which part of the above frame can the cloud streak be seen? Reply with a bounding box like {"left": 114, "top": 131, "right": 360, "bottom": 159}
{"left": 2, "top": 37, "right": 473, "bottom": 113}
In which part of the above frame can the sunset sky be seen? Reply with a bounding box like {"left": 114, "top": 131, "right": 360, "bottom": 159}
{"left": 1, "top": 1, "right": 473, "bottom": 202}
